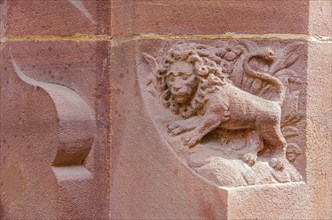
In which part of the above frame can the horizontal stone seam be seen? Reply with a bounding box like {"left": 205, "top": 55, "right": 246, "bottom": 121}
{"left": 119, "top": 33, "right": 332, "bottom": 42}
{"left": 1, "top": 33, "right": 331, "bottom": 43}
{"left": 0, "top": 33, "right": 111, "bottom": 43}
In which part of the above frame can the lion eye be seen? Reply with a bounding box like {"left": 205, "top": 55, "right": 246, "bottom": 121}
{"left": 182, "top": 74, "right": 189, "bottom": 80}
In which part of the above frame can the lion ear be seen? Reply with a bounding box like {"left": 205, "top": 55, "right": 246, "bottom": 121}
{"left": 142, "top": 52, "right": 158, "bottom": 76}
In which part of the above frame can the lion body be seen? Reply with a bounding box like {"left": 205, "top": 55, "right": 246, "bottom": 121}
{"left": 146, "top": 43, "right": 287, "bottom": 169}
{"left": 208, "top": 83, "right": 281, "bottom": 131}
{"left": 166, "top": 70, "right": 286, "bottom": 169}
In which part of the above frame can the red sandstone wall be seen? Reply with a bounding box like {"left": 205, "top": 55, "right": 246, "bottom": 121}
{"left": 0, "top": 1, "right": 111, "bottom": 219}
{"left": 110, "top": 1, "right": 331, "bottom": 219}
{"left": 0, "top": 0, "right": 331, "bottom": 219}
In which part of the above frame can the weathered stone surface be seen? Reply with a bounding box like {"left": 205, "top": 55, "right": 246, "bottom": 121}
{"left": 108, "top": 37, "right": 330, "bottom": 219}
{"left": 1, "top": 0, "right": 331, "bottom": 219}
{"left": 112, "top": 0, "right": 309, "bottom": 36}
{"left": 140, "top": 39, "right": 307, "bottom": 186}
{"left": 110, "top": 40, "right": 228, "bottom": 219}
{"left": 305, "top": 41, "right": 332, "bottom": 219}
{"left": 306, "top": 2, "right": 332, "bottom": 217}
{"left": 3, "top": 0, "right": 110, "bottom": 36}
{"left": 227, "top": 183, "right": 309, "bottom": 219}
{"left": 0, "top": 42, "right": 110, "bottom": 219}
{"left": 309, "top": 0, "right": 332, "bottom": 36}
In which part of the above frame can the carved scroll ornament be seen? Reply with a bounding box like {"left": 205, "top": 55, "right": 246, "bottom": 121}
{"left": 11, "top": 57, "right": 95, "bottom": 167}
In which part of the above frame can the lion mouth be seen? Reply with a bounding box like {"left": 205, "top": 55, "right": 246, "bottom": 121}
{"left": 174, "top": 94, "right": 190, "bottom": 103}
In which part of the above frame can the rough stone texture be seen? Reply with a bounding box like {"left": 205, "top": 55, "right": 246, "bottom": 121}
{"left": 140, "top": 39, "right": 307, "bottom": 187}
{"left": 228, "top": 183, "right": 310, "bottom": 219}
{"left": 0, "top": 41, "right": 110, "bottom": 219}
{"left": 305, "top": 41, "right": 332, "bottom": 219}
{"left": 109, "top": 0, "right": 331, "bottom": 218}
{"left": 109, "top": 37, "right": 321, "bottom": 219}
{"left": 309, "top": 0, "right": 332, "bottom": 36}
{"left": 3, "top": 0, "right": 110, "bottom": 36}
{"left": 306, "top": 1, "right": 332, "bottom": 219}
{"left": 1, "top": 0, "right": 331, "bottom": 219}
{"left": 110, "top": 40, "right": 228, "bottom": 219}
{"left": 111, "top": 0, "right": 309, "bottom": 36}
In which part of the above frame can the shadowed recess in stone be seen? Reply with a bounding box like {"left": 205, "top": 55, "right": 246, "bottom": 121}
{"left": 11, "top": 54, "right": 96, "bottom": 167}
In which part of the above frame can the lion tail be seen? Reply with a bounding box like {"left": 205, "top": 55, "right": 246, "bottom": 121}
{"left": 243, "top": 51, "right": 286, "bottom": 105}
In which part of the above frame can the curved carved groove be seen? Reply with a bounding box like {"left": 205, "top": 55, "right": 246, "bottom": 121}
{"left": 11, "top": 57, "right": 96, "bottom": 166}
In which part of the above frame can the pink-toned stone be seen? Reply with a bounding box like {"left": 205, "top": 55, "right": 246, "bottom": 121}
{"left": 112, "top": 0, "right": 309, "bottom": 36}
{"left": 228, "top": 183, "right": 309, "bottom": 219}
{"left": 140, "top": 39, "right": 307, "bottom": 182}
{"left": 110, "top": 41, "right": 228, "bottom": 219}
{"left": 0, "top": 42, "right": 110, "bottom": 219}
{"left": 108, "top": 35, "right": 331, "bottom": 218}
{"left": 309, "top": 1, "right": 332, "bottom": 36}
{"left": 306, "top": 3, "right": 332, "bottom": 217}
{"left": 3, "top": 0, "right": 110, "bottom": 36}
{"left": 1, "top": 0, "right": 331, "bottom": 219}
{"left": 0, "top": 60, "right": 59, "bottom": 218}
{"left": 305, "top": 41, "right": 332, "bottom": 219}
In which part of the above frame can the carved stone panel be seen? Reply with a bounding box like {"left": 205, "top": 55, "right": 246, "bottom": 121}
{"left": 0, "top": 41, "right": 110, "bottom": 219}
{"left": 140, "top": 40, "right": 307, "bottom": 187}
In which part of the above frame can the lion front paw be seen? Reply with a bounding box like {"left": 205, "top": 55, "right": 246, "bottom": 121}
{"left": 241, "top": 153, "right": 257, "bottom": 167}
{"left": 269, "top": 157, "right": 285, "bottom": 170}
{"left": 182, "top": 133, "right": 200, "bottom": 148}
{"left": 167, "top": 123, "right": 189, "bottom": 136}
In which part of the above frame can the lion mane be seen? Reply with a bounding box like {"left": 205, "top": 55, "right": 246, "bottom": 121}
{"left": 155, "top": 43, "right": 232, "bottom": 118}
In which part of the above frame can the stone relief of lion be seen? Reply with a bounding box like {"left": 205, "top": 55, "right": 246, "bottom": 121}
{"left": 143, "top": 43, "right": 297, "bottom": 171}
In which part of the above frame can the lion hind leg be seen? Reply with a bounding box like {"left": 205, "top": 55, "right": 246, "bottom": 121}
{"left": 241, "top": 131, "right": 264, "bottom": 167}
{"left": 257, "top": 124, "right": 287, "bottom": 170}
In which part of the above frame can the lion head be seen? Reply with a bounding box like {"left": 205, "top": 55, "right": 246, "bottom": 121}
{"left": 155, "top": 43, "right": 231, "bottom": 118}
{"left": 165, "top": 60, "right": 198, "bottom": 104}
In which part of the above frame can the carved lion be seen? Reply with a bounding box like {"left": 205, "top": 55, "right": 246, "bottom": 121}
{"left": 143, "top": 43, "right": 288, "bottom": 170}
